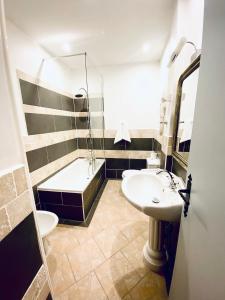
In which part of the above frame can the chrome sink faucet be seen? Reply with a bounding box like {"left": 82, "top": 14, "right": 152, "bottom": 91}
{"left": 156, "top": 169, "right": 177, "bottom": 190}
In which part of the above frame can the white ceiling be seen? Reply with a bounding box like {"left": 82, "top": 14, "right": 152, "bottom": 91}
{"left": 5, "top": 0, "right": 176, "bottom": 68}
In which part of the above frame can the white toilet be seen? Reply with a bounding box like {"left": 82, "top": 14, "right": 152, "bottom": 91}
{"left": 36, "top": 210, "right": 59, "bottom": 238}
{"left": 122, "top": 153, "right": 161, "bottom": 179}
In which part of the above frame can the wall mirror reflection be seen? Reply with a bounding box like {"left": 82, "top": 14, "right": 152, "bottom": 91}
{"left": 173, "top": 55, "right": 201, "bottom": 166}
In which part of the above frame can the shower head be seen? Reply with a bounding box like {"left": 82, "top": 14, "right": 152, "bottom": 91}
{"left": 74, "top": 93, "right": 84, "bottom": 98}
{"left": 74, "top": 87, "right": 88, "bottom": 99}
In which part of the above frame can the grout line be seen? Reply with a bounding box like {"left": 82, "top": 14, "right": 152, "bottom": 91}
{"left": 47, "top": 180, "right": 160, "bottom": 299}
{"left": 65, "top": 252, "right": 77, "bottom": 285}
{"left": 93, "top": 270, "right": 109, "bottom": 300}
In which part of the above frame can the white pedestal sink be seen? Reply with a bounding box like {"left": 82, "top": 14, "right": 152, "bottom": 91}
{"left": 122, "top": 169, "right": 184, "bottom": 272}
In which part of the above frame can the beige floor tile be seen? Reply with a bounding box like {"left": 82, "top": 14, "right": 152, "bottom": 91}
{"left": 92, "top": 206, "right": 125, "bottom": 231}
{"left": 123, "top": 294, "right": 133, "bottom": 300}
{"left": 48, "top": 180, "right": 167, "bottom": 300}
{"left": 120, "top": 205, "right": 149, "bottom": 223}
{"left": 121, "top": 236, "right": 149, "bottom": 278}
{"left": 95, "top": 251, "right": 141, "bottom": 300}
{"left": 67, "top": 238, "right": 105, "bottom": 281}
{"left": 142, "top": 230, "right": 149, "bottom": 241}
{"left": 47, "top": 252, "right": 75, "bottom": 296}
{"left": 95, "top": 226, "right": 129, "bottom": 259}
{"left": 73, "top": 219, "right": 104, "bottom": 244}
{"left": 129, "top": 272, "right": 168, "bottom": 300}
{"left": 47, "top": 227, "right": 79, "bottom": 254}
{"left": 56, "top": 272, "right": 107, "bottom": 300}
{"left": 116, "top": 219, "right": 148, "bottom": 242}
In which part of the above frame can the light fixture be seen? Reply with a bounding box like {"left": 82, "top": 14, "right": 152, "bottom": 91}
{"left": 167, "top": 37, "right": 201, "bottom": 67}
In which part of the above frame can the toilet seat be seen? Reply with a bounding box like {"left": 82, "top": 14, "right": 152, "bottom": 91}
{"left": 36, "top": 210, "right": 58, "bottom": 238}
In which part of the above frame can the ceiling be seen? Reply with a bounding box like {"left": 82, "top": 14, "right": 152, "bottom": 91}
{"left": 5, "top": 0, "right": 176, "bottom": 68}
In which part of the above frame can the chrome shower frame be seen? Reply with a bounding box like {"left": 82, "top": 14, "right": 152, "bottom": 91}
{"left": 43, "top": 52, "right": 104, "bottom": 175}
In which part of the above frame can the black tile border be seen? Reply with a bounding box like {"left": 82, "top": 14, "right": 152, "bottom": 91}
{"left": 38, "top": 162, "right": 105, "bottom": 224}
{"left": 60, "top": 179, "right": 107, "bottom": 227}
{"left": 42, "top": 203, "right": 84, "bottom": 222}
{"left": 0, "top": 213, "right": 42, "bottom": 300}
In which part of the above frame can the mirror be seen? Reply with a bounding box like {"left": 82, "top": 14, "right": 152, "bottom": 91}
{"left": 172, "top": 55, "right": 201, "bottom": 166}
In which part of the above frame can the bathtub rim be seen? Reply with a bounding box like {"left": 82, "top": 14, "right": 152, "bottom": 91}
{"left": 37, "top": 157, "right": 105, "bottom": 194}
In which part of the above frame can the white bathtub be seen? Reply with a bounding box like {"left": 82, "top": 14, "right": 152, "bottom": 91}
{"left": 38, "top": 158, "right": 105, "bottom": 193}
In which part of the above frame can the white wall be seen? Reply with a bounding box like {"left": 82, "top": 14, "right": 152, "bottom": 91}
{"left": 102, "top": 63, "right": 161, "bottom": 130}
{"left": 72, "top": 62, "right": 161, "bottom": 130}
{"left": 6, "top": 21, "right": 73, "bottom": 93}
{"left": 160, "top": 0, "right": 204, "bottom": 136}
{"left": 0, "top": 35, "right": 24, "bottom": 170}
{"left": 5, "top": 20, "right": 74, "bottom": 136}
{"left": 170, "top": 1, "right": 225, "bottom": 299}
{"left": 6, "top": 21, "right": 162, "bottom": 132}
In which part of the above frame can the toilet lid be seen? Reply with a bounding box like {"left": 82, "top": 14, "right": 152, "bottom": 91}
{"left": 122, "top": 170, "right": 140, "bottom": 178}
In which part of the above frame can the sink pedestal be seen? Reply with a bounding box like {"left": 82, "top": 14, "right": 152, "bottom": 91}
{"left": 143, "top": 217, "right": 167, "bottom": 272}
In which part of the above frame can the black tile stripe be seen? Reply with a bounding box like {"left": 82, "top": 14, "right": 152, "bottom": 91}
{"left": 78, "top": 138, "right": 104, "bottom": 150}
{"left": 74, "top": 98, "right": 103, "bottom": 112}
{"left": 74, "top": 98, "right": 88, "bottom": 112}
{"left": 47, "top": 141, "right": 68, "bottom": 163}
{"left": 76, "top": 117, "right": 89, "bottom": 129}
{"left": 26, "top": 139, "right": 77, "bottom": 172}
{"left": 77, "top": 138, "right": 155, "bottom": 151}
{"left": 38, "top": 86, "right": 62, "bottom": 110}
{"left": 20, "top": 79, "right": 74, "bottom": 112}
{"left": 26, "top": 147, "right": 48, "bottom": 172}
{"left": 105, "top": 139, "right": 126, "bottom": 150}
{"left": 54, "top": 115, "right": 75, "bottom": 132}
{"left": 19, "top": 79, "right": 39, "bottom": 106}
{"left": 105, "top": 158, "right": 151, "bottom": 179}
{"left": 75, "top": 116, "right": 104, "bottom": 130}
{"left": 106, "top": 158, "right": 129, "bottom": 169}
{"left": 0, "top": 213, "right": 42, "bottom": 300}
{"left": 25, "top": 113, "right": 75, "bottom": 135}
{"left": 125, "top": 138, "right": 153, "bottom": 151}
{"left": 25, "top": 113, "right": 55, "bottom": 135}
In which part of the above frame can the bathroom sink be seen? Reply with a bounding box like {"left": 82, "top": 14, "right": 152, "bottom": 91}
{"left": 121, "top": 171, "right": 184, "bottom": 222}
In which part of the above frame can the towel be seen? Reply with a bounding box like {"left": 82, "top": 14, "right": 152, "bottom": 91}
{"left": 114, "top": 121, "right": 131, "bottom": 144}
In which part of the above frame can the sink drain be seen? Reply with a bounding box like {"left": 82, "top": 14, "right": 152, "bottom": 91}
{"left": 152, "top": 197, "right": 160, "bottom": 203}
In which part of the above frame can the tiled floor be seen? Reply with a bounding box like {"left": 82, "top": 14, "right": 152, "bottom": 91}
{"left": 46, "top": 180, "right": 168, "bottom": 300}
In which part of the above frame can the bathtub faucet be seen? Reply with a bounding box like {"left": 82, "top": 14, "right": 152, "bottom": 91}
{"left": 88, "top": 149, "right": 96, "bottom": 165}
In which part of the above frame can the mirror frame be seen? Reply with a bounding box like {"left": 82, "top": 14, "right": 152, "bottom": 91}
{"left": 172, "top": 55, "right": 201, "bottom": 167}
